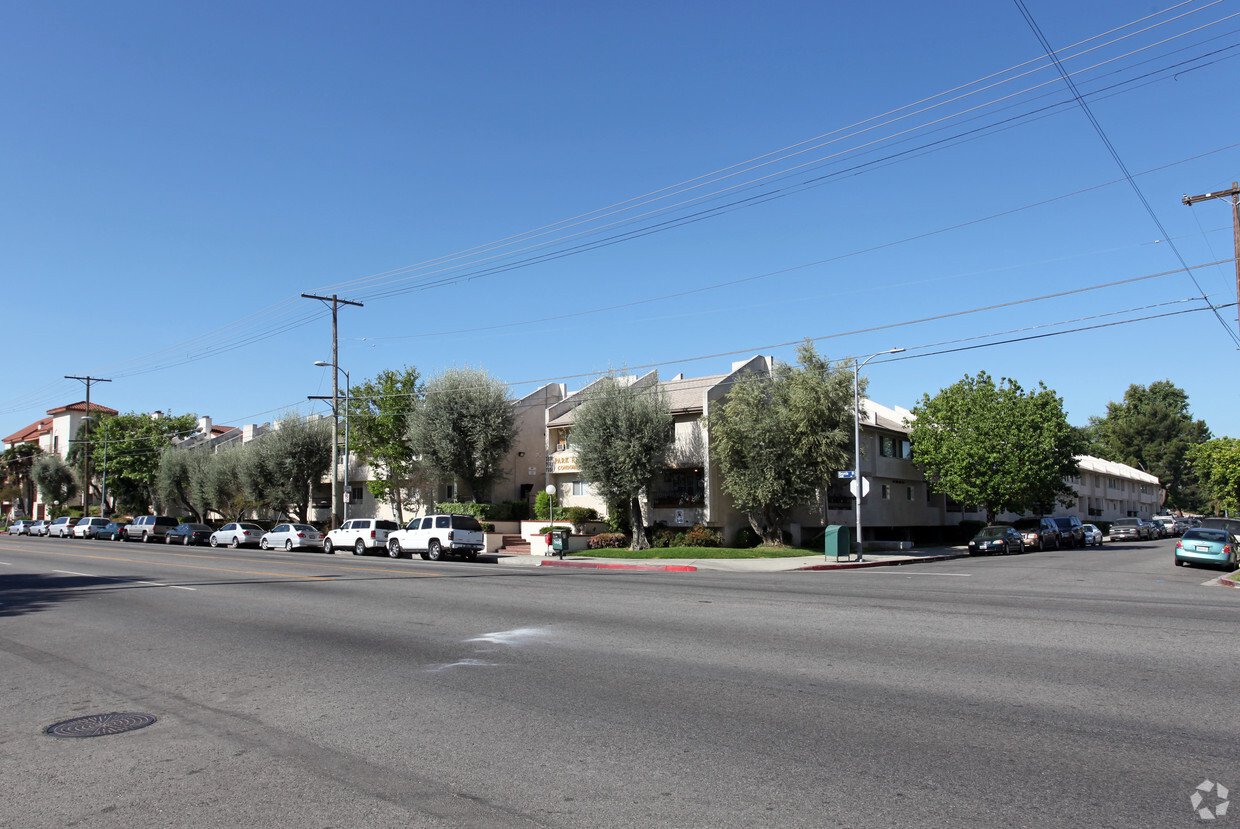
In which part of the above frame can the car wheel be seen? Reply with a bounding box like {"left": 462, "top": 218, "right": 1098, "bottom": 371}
{"left": 210, "top": 536, "right": 219, "bottom": 547}
{"left": 260, "top": 539, "right": 269, "bottom": 550}
{"left": 428, "top": 540, "right": 443, "bottom": 561}
{"left": 285, "top": 540, "right": 294, "bottom": 552}
{"left": 1018, "top": 541, "right": 1025, "bottom": 554}
{"left": 230, "top": 537, "right": 240, "bottom": 548}
{"left": 388, "top": 539, "right": 403, "bottom": 558}
{"left": 419, "top": 551, "right": 430, "bottom": 560}
{"left": 143, "top": 532, "right": 151, "bottom": 543}
{"left": 183, "top": 535, "right": 190, "bottom": 546}
{"left": 466, "top": 551, "right": 478, "bottom": 562}
{"left": 165, "top": 535, "right": 173, "bottom": 544}
{"left": 323, "top": 538, "right": 334, "bottom": 554}
{"left": 355, "top": 539, "right": 366, "bottom": 556}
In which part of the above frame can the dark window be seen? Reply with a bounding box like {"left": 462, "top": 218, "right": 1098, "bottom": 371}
{"left": 376, "top": 521, "right": 398, "bottom": 530}
{"left": 650, "top": 468, "right": 705, "bottom": 508}
{"left": 435, "top": 516, "right": 450, "bottom": 529}
{"left": 452, "top": 516, "right": 483, "bottom": 531}
{"left": 879, "top": 436, "right": 897, "bottom": 458}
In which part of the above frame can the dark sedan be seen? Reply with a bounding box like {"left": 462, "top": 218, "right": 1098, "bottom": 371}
{"left": 968, "top": 526, "right": 1024, "bottom": 555}
{"left": 94, "top": 521, "right": 129, "bottom": 541}
{"left": 165, "top": 523, "right": 214, "bottom": 546}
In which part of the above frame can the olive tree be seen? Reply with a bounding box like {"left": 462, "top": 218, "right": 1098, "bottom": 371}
{"left": 32, "top": 454, "right": 77, "bottom": 518}
{"left": 243, "top": 414, "right": 332, "bottom": 522}
{"left": 569, "top": 373, "right": 674, "bottom": 550}
{"left": 406, "top": 366, "right": 516, "bottom": 504}
{"left": 709, "top": 342, "right": 855, "bottom": 545}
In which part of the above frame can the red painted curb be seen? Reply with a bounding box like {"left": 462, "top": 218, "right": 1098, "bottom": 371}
{"left": 1220, "top": 575, "right": 1240, "bottom": 588}
{"left": 539, "top": 560, "right": 698, "bottom": 572}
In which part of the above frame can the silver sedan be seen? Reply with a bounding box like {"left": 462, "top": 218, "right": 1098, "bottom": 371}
{"left": 259, "top": 523, "right": 324, "bottom": 551}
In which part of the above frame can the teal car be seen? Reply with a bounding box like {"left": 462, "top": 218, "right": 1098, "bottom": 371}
{"left": 1174, "top": 528, "right": 1238, "bottom": 571}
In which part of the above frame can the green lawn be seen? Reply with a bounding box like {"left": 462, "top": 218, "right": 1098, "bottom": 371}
{"left": 568, "top": 546, "right": 819, "bottom": 560}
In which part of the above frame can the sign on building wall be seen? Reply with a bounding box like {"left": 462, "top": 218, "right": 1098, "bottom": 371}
{"left": 553, "top": 455, "right": 581, "bottom": 474}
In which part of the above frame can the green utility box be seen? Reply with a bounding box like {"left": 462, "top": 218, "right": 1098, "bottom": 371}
{"left": 823, "top": 525, "right": 851, "bottom": 561}
{"left": 551, "top": 528, "right": 571, "bottom": 554}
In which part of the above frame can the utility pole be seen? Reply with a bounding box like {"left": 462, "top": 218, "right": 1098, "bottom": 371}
{"left": 65, "top": 374, "right": 111, "bottom": 515}
{"left": 301, "top": 293, "right": 363, "bottom": 531}
{"left": 1182, "top": 182, "right": 1240, "bottom": 339}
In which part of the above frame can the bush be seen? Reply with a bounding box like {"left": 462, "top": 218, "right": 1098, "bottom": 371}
{"left": 499, "top": 500, "right": 530, "bottom": 521}
{"left": 682, "top": 524, "right": 721, "bottom": 547}
{"left": 534, "top": 491, "right": 560, "bottom": 521}
{"left": 564, "top": 506, "right": 600, "bottom": 526}
{"left": 588, "top": 532, "right": 630, "bottom": 549}
{"left": 480, "top": 522, "right": 495, "bottom": 533}
{"left": 436, "top": 502, "right": 495, "bottom": 520}
{"left": 733, "top": 526, "right": 761, "bottom": 548}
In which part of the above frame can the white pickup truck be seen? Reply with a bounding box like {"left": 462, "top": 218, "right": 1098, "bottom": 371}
{"left": 386, "top": 513, "right": 486, "bottom": 561}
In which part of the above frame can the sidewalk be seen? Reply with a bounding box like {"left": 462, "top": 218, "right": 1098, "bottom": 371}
{"left": 492, "top": 547, "right": 970, "bottom": 573}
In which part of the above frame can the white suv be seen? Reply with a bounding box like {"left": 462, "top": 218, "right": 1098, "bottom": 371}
{"left": 48, "top": 516, "right": 76, "bottom": 538}
{"left": 323, "top": 518, "right": 399, "bottom": 556}
{"left": 386, "top": 514, "right": 486, "bottom": 561}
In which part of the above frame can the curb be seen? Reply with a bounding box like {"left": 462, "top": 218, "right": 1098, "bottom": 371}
{"left": 538, "top": 560, "right": 698, "bottom": 572}
{"left": 796, "top": 552, "right": 968, "bottom": 571}
{"left": 1220, "top": 575, "right": 1240, "bottom": 589}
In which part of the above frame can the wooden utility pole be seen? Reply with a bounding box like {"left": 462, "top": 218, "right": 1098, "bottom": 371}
{"left": 65, "top": 374, "right": 111, "bottom": 514}
{"left": 301, "top": 293, "right": 363, "bottom": 532}
{"left": 1182, "top": 182, "right": 1240, "bottom": 339}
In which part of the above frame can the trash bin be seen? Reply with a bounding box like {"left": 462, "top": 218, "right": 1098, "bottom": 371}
{"left": 823, "top": 525, "right": 851, "bottom": 561}
{"left": 551, "top": 528, "right": 571, "bottom": 557}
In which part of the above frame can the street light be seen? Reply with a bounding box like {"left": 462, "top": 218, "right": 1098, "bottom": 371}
{"left": 314, "top": 361, "right": 351, "bottom": 523}
{"left": 853, "top": 348, "right": 904, "bottom": 562}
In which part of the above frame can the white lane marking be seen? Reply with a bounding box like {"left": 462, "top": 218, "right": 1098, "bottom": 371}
{"left": 466, "top": 627, "right": 548, "bottom": 645}
{"left": 0, "top": 561, "right": 13, "bottom": 566}
{"left": 53, "top": 569, "right": 195, "bottom": 590}
{"left": 863, "top": 571, "right": 972, "bottom": 577}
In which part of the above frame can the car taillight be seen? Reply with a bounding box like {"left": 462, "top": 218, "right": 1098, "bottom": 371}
{"left": 448, "top": 530, "right": 455, "bottom": 541}
{"left": 369, "top": 530, "right": 375, "bottom": 538}
{"left": 1176, "top": 541, "right": 1182, "bottom": 549}
{"left": 296, "top": 532, "right": 306, "bottom": 538}
{"left": 1225, "top": 545, "right": 1232, "bottom": 555}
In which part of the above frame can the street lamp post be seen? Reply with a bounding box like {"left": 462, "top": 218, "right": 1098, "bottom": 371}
{"left": 314, "top": 361, "right": 351, "bottom": 523}
{"left": 853, "top": 348, "right": 904, "bottom": 562}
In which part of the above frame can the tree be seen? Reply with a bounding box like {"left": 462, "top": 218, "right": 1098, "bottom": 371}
{"left": 242, "top": 414, "right": 332, "bottom": 522}
{"left": 710, "top": 343, "right": 856, "bottom": 544}
{"left": 908, "top": 371, "right": 1082, "bottom": 525}
{"left": 1188, "top": 438, "right": 1240, "bottom": 515}
{"left": 68, "top": 412, "right": 199, "bottom": 513}
{"left": 569, "top": 373, "right": 674, "bottom": 550}
{"left": 32, "top": 455, "right": 77, "bottom": 518}
{"left": 347, "top": 366, "right": 428, "bottom": 523}
{"left": 202, "top": 449, "right": 258, "bottom": 522}
{"left": 407, "top": 366, "right": 517, "bottom": 504}
{"left": 1, "top": 443, "right": 43, "bottom": 517}
{"left": 1085, "top": 381, "right": 1210, "bottom": 512}
{"left": 155, "top": 448, "right": 211, "bottom": 522}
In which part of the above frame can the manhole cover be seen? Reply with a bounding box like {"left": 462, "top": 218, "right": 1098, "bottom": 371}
{"left": 44, "top": 712, "right": 157, "bottom": 738}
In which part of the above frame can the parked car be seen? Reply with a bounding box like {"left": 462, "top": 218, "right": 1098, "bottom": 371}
{"left": 166, "top": 523, "right": 214, "bottom": 546}
{"left": 1152, "top": 516, "right": 1181, "bottom": 537}
{"left": 259, "top": 523, "right": 323, "bottom": 551}
{"left": 1049, "top": 516, "right": 1085, "bottom": 548}
{"left": 1080, "top": 523, "right": 1104, "bottom": 546}
{"left": 386, "top": 514, "right": 486, "bottom": 561}
{"left": 209, "top": 522, "right": 266, "bottom": 548}
{"left": 7, "top": 519, "right": 36, "bottom": 536}
{"left": 967, "top": 526, "right": 1024, "bottom": 556}
{"left": 30, "top": 519, "right": 49, "bottom": 536}
{"left": 96, "top": 521, "right": 129, "bottom": 541}
{"left": 1198, "top": 517, "right": 1240, "bottom": 541}
{"left": 73, "top": 517, "right": 112, "bottom": 539}
{"left": 127, "top": 515, "right": 179, "bottom": 543}
{"left": 323, "top": 518, "right": 399, "bottom": 555}
{"left": 1175, "top": 528, "right": 1238, "bottom": 570}
{"left": 1010, "top": 517, "right": 1060, "bottom": 551}
{"left": 47, "top": 516, "right": 76, "bottom": 538}
{"left": 1110, "top": 517, "right": 1151, "bottom": 541}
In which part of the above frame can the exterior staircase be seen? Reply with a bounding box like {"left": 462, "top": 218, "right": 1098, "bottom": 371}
{"left": 497, "top": 534, "right": 531, "bottom": 554}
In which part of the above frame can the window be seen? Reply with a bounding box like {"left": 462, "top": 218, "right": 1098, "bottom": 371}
{"left": 900, "top": 440, "right": 913, "bottom": 460}
{"left": 571, "top": 480, "right": 591, "bottom": 497}
{"left": 907, "top": 485, "right": 914, "bottom": 501}
{"left": 879, "top": 436, "right": 897, "bottom": 458}
{"left": 650, "top": 468, "right": 705, "bottom": 508}
{"left": 435, "top": 516, "right": 450, "bottom": 528}
{"left": 881, "top": 484, "right": 891, "bottom": 500}
{"left": 349, "top": 485, "right": 365, "bottom": 502}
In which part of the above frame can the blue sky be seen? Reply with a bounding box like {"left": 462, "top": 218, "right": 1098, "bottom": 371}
{"left": 3, "top": 1, "right": 1239, "bottom": 442}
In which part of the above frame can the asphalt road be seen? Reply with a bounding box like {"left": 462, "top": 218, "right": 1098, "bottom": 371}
{"left": 0, "top": 534, "right": 1235, "bottom": 828}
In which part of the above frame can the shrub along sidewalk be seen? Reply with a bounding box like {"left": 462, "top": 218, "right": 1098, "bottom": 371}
{"left": 570, "top": 546, "right": 830, "bottom": 560}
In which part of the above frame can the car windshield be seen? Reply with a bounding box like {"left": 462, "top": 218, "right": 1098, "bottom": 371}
{"left": 292, "top": 524, "right": 316, "bottom": 532}
{"left": 975, "top": 527, "right": 1007, "bottom": 539}
{"left": 239, "top": 523, "right": 263, "bottom": 531}
{"left": 1113, "top": 519, "right": 1138, "bottom": 526}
